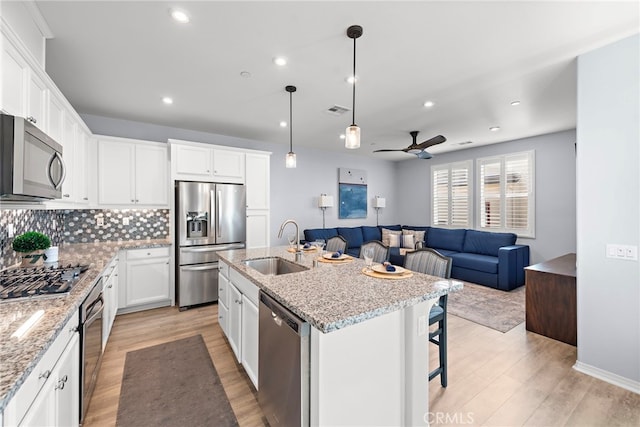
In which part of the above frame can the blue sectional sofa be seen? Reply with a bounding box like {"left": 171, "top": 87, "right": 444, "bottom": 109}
{"left": 303, "top": 225, "right": 529, "bottom": 291}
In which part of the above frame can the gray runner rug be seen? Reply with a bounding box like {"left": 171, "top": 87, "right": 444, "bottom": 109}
{"left": 447, "top": 281, "right": 526, "bottom": 333}
{"left": 116, "top": 334, "right": 239, "bottom": 427}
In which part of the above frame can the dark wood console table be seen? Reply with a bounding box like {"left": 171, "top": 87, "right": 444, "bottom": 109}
{"left": 525, "top": 253, "right": 576, "bottom": 345}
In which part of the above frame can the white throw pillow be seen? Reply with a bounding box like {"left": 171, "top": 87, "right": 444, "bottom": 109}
{"left": 381, "top": 228, "right": 402, "bottom": 247}
{"left": 402, "top": 234, "right": 415, "bottom": 249}
{"left": 402, "top": 229, "right": 426, "bottom": 248}
{"left": 388, "top": 233, "right": 401, "bottom": 248}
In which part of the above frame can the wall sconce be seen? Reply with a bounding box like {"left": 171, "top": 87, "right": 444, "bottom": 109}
{"left": 318, "top": 194, "right": 334, "bottom": 228}
{"left": 373, "top": 196, "right": 386, "bottom": 226}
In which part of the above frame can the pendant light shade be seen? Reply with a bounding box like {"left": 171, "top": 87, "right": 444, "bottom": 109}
{"left": 285, "top": 85, "right": 297, "bottom": 168}
{"left": 346, "top": 25, "right": 363, "bottom": 149}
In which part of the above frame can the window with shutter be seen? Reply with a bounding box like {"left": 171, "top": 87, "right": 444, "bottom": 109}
{"left": 431, "top": 161, "right": 472, "bottom": 228}
{"left": 478, "top": 150, "right": 535, "bottom": 237}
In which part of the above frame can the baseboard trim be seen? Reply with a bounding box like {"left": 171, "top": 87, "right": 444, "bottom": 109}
{"left": 573, "top": 361, "right": 640, "bottom": 394}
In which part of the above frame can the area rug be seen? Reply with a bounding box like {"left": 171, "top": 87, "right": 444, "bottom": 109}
{"left": 447, "top": 281, "right": 525, "bottom": 333}
{"left": 116, "top": 335, "right": 239, "bottom": 427}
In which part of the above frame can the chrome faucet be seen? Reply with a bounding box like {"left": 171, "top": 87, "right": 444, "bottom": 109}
{"left": 277, "top": 219, "right": 301, "bottom": 254}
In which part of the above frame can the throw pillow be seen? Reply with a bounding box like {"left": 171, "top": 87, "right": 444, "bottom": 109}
{"left": 402, "top": 234, "right": 415, "bottom": 249}
{"left": 388, "top": 233, "right": 401, "bottom": 248}
{"left": 402, "top": 229, "right": 426, "bottom": 248}
{"left": 381, "top": 228, "right": 402, "bottom": 247}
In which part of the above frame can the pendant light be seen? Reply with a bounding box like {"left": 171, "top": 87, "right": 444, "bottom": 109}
{"left": 345, "top": 25, "right": 363, "bottom": 149}
{"left": 285, "top": 85, "right": 297, "bottom": 168}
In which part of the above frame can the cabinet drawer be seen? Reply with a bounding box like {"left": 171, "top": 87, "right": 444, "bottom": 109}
{"left": 229, "top": 268, "right": 259, "bottom": 307}
{"left": 126, "top": 247, "right": 170, "bottom": 260}
{"left": 218, "top": 301, "right": 229, "bottom": 336}
{"left": 4, "top": 311, "right": 79, "bottom": 426}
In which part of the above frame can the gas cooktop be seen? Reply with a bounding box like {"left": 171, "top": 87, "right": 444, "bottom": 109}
{"left": 0, "top": 264, "right": 89, "bottom": 301}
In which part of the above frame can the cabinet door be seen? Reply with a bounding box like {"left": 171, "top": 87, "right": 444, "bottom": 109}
{"left": 18, "top": 380, "right": 56, "bottom": 427}
{"left": 228, "top": 284, "right": 242, "bottom": 362}
{"left": 174, "top": 144, "right": 213, "bottom": 179}
{"left": 74, "top": 129, "right": 89, "bottom": 204}
{"left": 60, "top": 115, "right": 76, "bottom": 201}
{"left": 135, "top": 144, "right": 168, "bottom": 205}
{"left": 54, "top": 333, "right": 80, "bottom": 427}
{"left": 246, "top": 211, "right": 270, "bottom": 249}
{"left": 125, "top": 257, "right": 170, "bottom": 306}
{"left": 27, "top": 71, "right": 47, "bottom": 131}
{"left": 218, "top": 300, "right": 229, "bottom": 338}
{"left": 245, "top": 153, "right": 270, "bottom": 210}
{"left": 1, "top": 37, "right": 27, "bottom": 116}
{"left": 212, "top": 149, "right": 245, "bottom": 183}
{"left": 47, "top": 94, "right": 64, "bottom": 144}
{"left": 241, "top": 295, "right": 259, "bottom": 389}
{"left": 98, "top": 139, "right": 135, "bottom": 204}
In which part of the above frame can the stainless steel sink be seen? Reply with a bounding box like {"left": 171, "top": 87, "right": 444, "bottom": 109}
{"left": 244, "top": 257, "right": 309, "bottom": 276}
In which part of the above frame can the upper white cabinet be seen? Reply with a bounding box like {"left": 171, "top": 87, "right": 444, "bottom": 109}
{"left": 97, "top": 136, "right": 168, "bottom": 207}
{"left": 27, "top": 71, "right": 47, "bottom": 130}
{"left": 59, "top": 114, "right": 76, "bottom": 201}
{"left": 245, "top": 153, "right": 270, "bottom": 210}
{"left": 170, "top": 139, "right": 245, "bottom": 183}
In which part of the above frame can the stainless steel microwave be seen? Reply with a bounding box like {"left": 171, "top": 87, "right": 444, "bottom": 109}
{"left": 0, "top": 113, "right": 65, "bottom": 201}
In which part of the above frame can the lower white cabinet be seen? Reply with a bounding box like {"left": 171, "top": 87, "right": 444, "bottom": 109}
{"left": 102, "top": 256, "right": 119, "bottom": 349}
{"left": 3, "top": 312, "right": 80, "bottom": 427}
{"left": 219, "top": 261, "right": 259, "bottom": 388}
{"left": 118, "top": 247, "right": 171, "bottom": 314}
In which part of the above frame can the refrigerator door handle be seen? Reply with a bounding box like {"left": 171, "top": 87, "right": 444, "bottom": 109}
{"left": 180, "top": 264, "right": 219, "bottom": 272}
{"left": 217, "top": 189, "right": 222, "bottom": 238}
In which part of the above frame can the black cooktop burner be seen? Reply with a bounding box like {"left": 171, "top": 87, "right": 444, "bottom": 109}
{"left": 0, "top": 264, "right": 89, "bottom": 300}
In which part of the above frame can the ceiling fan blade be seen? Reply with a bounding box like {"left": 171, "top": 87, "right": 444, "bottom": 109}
{"left": 416, "top": 135, "right": 446, "bottom": 150}
{"left": 373, "top": 148, "right": 407, "bottom": 153}
{"left": 416, "top": 151, "right": 433, "bottom": 159}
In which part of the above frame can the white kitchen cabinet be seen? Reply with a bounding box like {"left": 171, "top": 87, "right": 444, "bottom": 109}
{"left": 245, "top": 153, "right": 270, "bottom": 210}
{"left": 59, "top": 114, "right": 76, "bottom": 202}
{"left": 3, "top": 312, "right": 79, "bottom": 427}
{"left": 218, "top": 263, "right": 230, "bottom": 336}
{"left": 47, "top": 94, "right": 64, "bottom": 145}
{"left": 169, "top": 140, "right": 245, "bottom": 183}
{"left": 224, "top": 266, "right": 259, "bottom": 388}
{"left": 97, "top": 136, "right": 168, "bottom": 207}
{"left": 74, "top": 129, "right": 90, "bottom": 204}
{"left": 118, "top": 247, "right": 171, "bottom": 314}
{"left": 102, "top": 256, "right": 119, "bottom": 349}
{"left": 0, "top": 35, "right": 28, "bottom": 117}
{"left": 246, "top": 212, "right": 270, "bottom": 249}
{"left": 26, "top": 72, "right": 47, "bottom": 131}
{"left": 212, "top": 148, "right": 245, "bottom": 182}
{"left": 228, "top": 283, "right": 242, "bottom": 361}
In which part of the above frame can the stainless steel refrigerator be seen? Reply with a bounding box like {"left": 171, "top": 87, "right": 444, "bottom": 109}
{"left": 176, "top": 181, "right": 246, "bottom": 309}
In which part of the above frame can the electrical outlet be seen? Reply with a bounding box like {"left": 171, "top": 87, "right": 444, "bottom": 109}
{"left": 7, "top": 224, "right": 14, "bottom": 238}
{"left": 606, "top": 244, "right": 638, "bottom": 261}
{"left": 122, "top": 217, "right": 130, "bottom": 226}
{"left": 96, "top": 217, "right": 104, "bottom": 227}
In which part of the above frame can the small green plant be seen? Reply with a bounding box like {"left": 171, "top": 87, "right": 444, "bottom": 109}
{"left": 12, "top": 231, "right": 51, "bottom": 253}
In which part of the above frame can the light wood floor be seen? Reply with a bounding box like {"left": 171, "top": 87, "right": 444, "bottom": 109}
{"left": 84, "top": 304, "right": 639, "bottom": 427}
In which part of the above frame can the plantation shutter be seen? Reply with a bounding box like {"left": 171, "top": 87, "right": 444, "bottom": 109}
{"left": 505, "top": 153, "right": 531, "bottom": 230}
{"left": 479, "top": 159, "right": 502, "bottom": 229}
{"left": 432, "top": 161, "right": 472, "bottom": 227}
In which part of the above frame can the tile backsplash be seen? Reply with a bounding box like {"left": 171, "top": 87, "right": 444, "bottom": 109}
{"left": 0, "top": 209, "right": 170, "bottom": 269}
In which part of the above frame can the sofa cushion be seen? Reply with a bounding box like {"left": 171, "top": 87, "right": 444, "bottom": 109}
{"left": 428, "top": 228, "right": 466, "bottom": 252}
{"left": 450, "top": 253, "right": 498, "bottom": 274}
{"left": 463, "top": 230, "right": 517, "bottom": 257}
{"left": 337, "top": 227, "right": 364, "bottom": 249}
{"left": 381, "top": 228, "right": 402, "bottom": 247}
{"left": 304, "top": 228, "right": 338, "bottom": 242}
{"left": 380, "top": 224, "right": 402, "bottom": 231}
{"left": 430, "top": 248, "right": 459, "bottom": 258}
{"left": 361, "top": 226, "right": 382, "bottom": 242}
{"left": 402, "top": 229, "right": 425, "bottom": 248}
{"left": 402, "top": 226, "right": 430, "bottom": 232}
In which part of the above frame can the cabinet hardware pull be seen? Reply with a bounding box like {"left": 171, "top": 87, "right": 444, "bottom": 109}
{"left": 27, "top": 116, "right": 36, "bottom": 123}
{"left": 131, "top": 199, "right": 135, "bottom": 202}
{"left": 83, "top": 197, "right": 88, "bottom": 200}
{"left": 63, "top": 194, "right": 70, "bottom": 198}
{"left": 39, "top": 370, "right": 51, "bottom": 380}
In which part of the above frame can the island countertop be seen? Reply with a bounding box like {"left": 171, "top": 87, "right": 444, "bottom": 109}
{"left": 217, "top": 246, "right": 463, "bottom": 333}
{"left": 0, "top": 239, "right": 171, "bottom": 412}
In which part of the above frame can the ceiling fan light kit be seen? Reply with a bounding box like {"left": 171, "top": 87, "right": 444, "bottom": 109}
{"left": 285, "top": 85, "right": 297, "bottom": 168}
{"left": 346, "top": 25, "right": 363, "bottom": 150}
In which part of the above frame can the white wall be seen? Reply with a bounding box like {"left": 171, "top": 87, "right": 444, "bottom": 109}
{"left": 395, "top": 130, "right": 577, "bottom": 264}
{"left": 575, "top": 34, "right": 639, "bottom": 390}
{"left": 81, "top": 114, "right": 399, "bottom": 245}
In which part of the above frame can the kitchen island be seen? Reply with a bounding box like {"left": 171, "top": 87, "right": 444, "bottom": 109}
{"left": 218, "top": 246, "right": 463, "bottom": 427}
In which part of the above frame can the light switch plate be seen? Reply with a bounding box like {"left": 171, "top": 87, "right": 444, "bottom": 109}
{"left": 606, "top": 244, "right": 638, "bottom": 261}
{"left": 7, "top": 224, "right": 14, "bottom": 238}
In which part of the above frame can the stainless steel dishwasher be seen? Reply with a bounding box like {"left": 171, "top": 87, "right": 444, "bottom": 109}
{"left": 258, "top": 291, "right": 310, "bottom": 427}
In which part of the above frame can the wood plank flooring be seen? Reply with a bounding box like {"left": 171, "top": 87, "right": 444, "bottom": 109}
{"left": 84, "top": 304, "right": 639, "bottom": 427}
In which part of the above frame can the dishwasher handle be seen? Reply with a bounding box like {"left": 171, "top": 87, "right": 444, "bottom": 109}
{"left": 259, "top": 291, "right": 309, "bottom": 337}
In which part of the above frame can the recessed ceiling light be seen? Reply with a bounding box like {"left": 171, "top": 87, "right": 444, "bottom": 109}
{"left": 279, "top": 121, "right": 287, "bottom": 128}
{"left": 273, "top": 57, "right": 287, "bottom": 66}
{"left": 339, "top": 134, "right": 345, "bottom": 140}
{"left": 162, "top": 97, "right": 173, "bottom": 105}
{"left": 423, "top": 100, "right": 435, "bottom": 108}
{"left": 240, "top": 71, "right": 251, "bottom": 78}
{"left": 489, "top": 126, "right": 500, "bottom": 132}
{"left": 346, "top": 75, "right": 358, "bottom": 84}
{"left": 510, "top": 100, "right": 521, "bottom": 106}
{"left": 169, "top": 9, "right": 190, "bottom": 24}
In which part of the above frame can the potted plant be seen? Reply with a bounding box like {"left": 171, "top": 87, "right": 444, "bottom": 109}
{"left": 12, "top": 231, "right": 51, "bottom": 267}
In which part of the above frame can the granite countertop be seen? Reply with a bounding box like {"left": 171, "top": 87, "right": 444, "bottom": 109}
{"left": 0, "top": 239, "right": 171, "bottom": 412}
{"left": 217, "top": 246, "right": 463, "bottom": 333}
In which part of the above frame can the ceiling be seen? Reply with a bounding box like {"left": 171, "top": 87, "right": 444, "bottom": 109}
{"left": 35, "top": 1, "right": 639, "bottom": 160}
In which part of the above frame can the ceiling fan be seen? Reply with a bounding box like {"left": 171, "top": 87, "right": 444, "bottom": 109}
{"left": 373, "top": 131, "right": 446, "bottom": 159}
